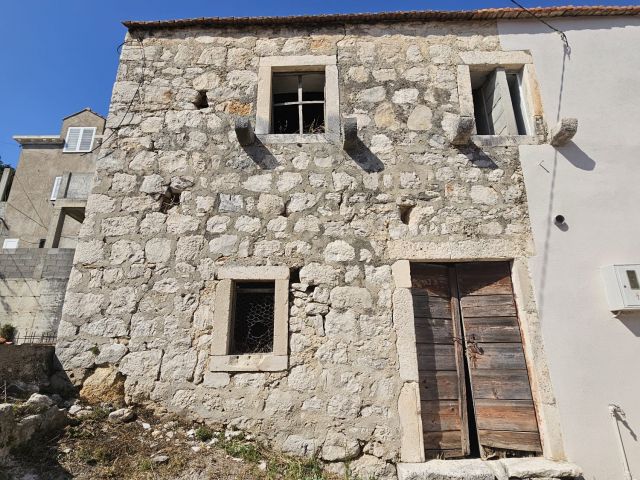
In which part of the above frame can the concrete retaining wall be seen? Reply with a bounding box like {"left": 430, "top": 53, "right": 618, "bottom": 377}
{"left": 0, "top": 249, "right": 74, "bottom": 338}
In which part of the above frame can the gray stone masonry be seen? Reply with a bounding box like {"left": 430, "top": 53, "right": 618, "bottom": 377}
{"left": 56, "top": 20, "right": 537, "bottom": 479}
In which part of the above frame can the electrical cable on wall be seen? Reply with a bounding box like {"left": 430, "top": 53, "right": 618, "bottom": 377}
{"left": 82, "top": 37, "right": 147, "bottom": 157}
{"left": 509, "top": 0, "right": 571, "bottom": 53}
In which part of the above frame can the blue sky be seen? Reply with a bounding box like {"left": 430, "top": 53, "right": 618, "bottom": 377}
{"left": 0, "top": 0, "right": 635, "bottom": 167}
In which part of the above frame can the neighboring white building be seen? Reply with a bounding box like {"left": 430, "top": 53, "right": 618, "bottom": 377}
{"left": 499, "top": 15, "right": 640, "bottom": 480}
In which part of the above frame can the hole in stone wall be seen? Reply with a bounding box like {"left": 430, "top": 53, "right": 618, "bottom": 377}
{"left": 289, "top": 267, "right": 301, "bottom": 284}
{"left": 193, "top": 90, "right": 209, "bottom": 110}
{"left": 160, "top": 189, "right": 181, "bottom": 213}
{"left": 399, "top": 205, "right": 413, "bottom": 225}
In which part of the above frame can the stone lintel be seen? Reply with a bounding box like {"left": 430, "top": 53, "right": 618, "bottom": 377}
{"left": 217, "top": 265, "right": 289, "bottom": 280}
{"left": 459, "top": 50, "right": 533, "bottom": 69}
{"left": 549, "top": 118, "right": 578, "bottom": 146}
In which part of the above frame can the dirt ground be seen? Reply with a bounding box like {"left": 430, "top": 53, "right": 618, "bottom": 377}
{"left": 1, "top": 406, "right": 335, "bottom": 480}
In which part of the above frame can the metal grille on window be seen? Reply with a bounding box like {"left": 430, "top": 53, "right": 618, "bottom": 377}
{"left": 231, "top": 282, "right": 275, "bottom": 355}
{"left": 272, "top": 72, "right": 325, "bottom": 134}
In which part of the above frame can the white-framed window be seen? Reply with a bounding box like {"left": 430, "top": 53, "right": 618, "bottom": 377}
{"left": 255, "top": 55, "right": 339, "bottom": 144}
{"left": 2, "top": 238, "right": 19, "bottom": 249}
{"left": 63, "top": 127, "right": 96, "bottom": 152}
{"left": 210, "top": 266, "right": 289, "bottom": 372}
{"left": 50, "top": 176, "right": 63, "bottom": 201}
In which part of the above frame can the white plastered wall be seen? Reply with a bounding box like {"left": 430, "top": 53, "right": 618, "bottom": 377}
{"left": 498, "top": 16, "right": 640, "bottom": 480}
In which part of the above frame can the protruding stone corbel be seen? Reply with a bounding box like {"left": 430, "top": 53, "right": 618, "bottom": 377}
{"left": 447, "top": 115, "right": 475, "bottom": 146}
{"left": 235, "top": 117, "right": 255, "bottom": 146}
{"left": 550, "top": 117, "right": 578, "bottom": 146}
{"left": 343, "top": 117, "right": 358, "bottom": 150}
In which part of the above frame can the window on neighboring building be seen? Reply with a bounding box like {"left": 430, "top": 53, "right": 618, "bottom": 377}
{"left": 272, "top": 72, "right": 325, "bottom": 134}
{"left": 50, "top": 176, "right": 63, "bottom": 201}
{"left": 2, "top": 238, "right": 19, "bottom": 249}
{"left": 230, "top": 281, "right": 276, "bottom": 355}
{"left": 63, "top": 127, "right": 96, "bottom": 153}
{"left": 471, "top": 68, "right": 529, "bottom": 136}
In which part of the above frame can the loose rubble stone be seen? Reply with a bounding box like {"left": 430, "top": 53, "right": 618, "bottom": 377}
{"left": 108, "top": 407, "right": 136, "bottom": 423}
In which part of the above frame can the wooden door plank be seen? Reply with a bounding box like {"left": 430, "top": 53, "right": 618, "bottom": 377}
{"left": 474, "top": 399, "right": 539, "bottom": 432}
{"left": 471, "top": 343, "right": 527, "bottom": 370}
{"left": 425, "top": 449, "right": 466, "bottom": 460}
{"left": 411, "top": 264, "right": 451, "bottom": 297}
{"left": 470, "top": 370, "right": 533, "bottom": 400}
{"left": 419, "top": 371, "right": 459, "bottom": 400}
{"left": 415, "top": 318, "right": 454, "bottom": 344}
{"left": 421, "top": 400, "right": 462, "bottom": 431}
{"left": 477, "top": 430, "right": 542, "bottom": 452}
{"left": 456, "top": 262, "right": 512, "bottom": 296}
{"left": 460, "top": 295, "right": 516, "bottom": 318}
{"left": 417, "top": 345, "right": 457, "bottom": 371}
{"left": 423, "top": 431, "right": 463, "bottom": 450}
{"left": 412, "top": 293, "right": 452, "bottom": 318}
{"left": 464, "top": 317, "right": 521, "bottom": 342}
{"left": 448, "top": 266, "right": 471, "bottom": 456}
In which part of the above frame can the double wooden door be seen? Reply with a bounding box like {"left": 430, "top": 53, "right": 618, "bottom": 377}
{"left": 411, "top": 262, "right": 541, "bottom": 459}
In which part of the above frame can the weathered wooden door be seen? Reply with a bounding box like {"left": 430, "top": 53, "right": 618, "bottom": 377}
{"left": 411, "top": 262, "right": 542, "bottom": 459}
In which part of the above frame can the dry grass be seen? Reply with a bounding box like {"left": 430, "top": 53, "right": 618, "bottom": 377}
{"left": 3, "top": 406, "right": 345, "bottom": 480}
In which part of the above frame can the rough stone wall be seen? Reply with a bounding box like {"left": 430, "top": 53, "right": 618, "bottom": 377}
{"left": 0, "top": 249, "right": 74, "bottom": 338}
{"left": 56, "top": 20, "right": 532, "bottom": 478}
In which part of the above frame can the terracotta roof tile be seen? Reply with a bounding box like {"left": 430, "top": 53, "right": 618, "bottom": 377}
{"left": 123, "top": 6, "right": 640, "bottom": 31}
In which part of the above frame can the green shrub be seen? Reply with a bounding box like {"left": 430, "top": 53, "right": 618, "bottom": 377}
{"left": 194, "top": 425, "right": 213, "bottom": 442}
{"left": 0, "top": 324, "right": 16, "bottom": 341}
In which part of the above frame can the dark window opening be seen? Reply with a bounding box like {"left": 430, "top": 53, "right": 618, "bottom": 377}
{"left": 194, "top": 90, "right": 209, "bottom": 109}
{"left": 471, "top": 69, "right": 528, "bottom": 136}
{"left": 272, "top": 72, "right": 325, "bottom": 134}
{"left": 231, "top": 281, "right": 275, "bottom": 355}
{"left": 160, "top": 189, "right": 181, "bottom": 213}
{"left": 38, "top": 239, "right": 46, "bottom": 248}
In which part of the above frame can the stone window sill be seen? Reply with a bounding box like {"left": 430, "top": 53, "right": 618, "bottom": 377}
{"left": 256, "top": 133, "right": 338, "bottom": 144}
{"left": 209, "top": 354, "right": 288, "bottom": 372}
{"left": 472, "top": 134, "right": 540, "bottom": 147}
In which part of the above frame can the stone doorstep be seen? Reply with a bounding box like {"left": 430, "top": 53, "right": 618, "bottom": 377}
{"left": 397, "top": 458, "right": 582, "bottom": 480}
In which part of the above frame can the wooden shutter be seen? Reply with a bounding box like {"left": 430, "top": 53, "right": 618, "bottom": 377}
{"left": 64, "top": 127, "right": 81, "bottom": 152}
{"left": 64, "top": 127, "right": 95, "bottom": 152}
{"left": 78, "top": 127, "right": 95, "bottom": 151}
{"left": 481, "top": 69, "right": 519, "bottom": 136}
{"left": 411, "top": 263, "right": 469, "bottom": 459}
{"left": 456, "top": 262, "right": 542, "bottom": 457}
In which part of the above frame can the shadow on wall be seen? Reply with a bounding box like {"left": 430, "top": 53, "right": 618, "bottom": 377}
{"left": 345, "top": 138, "right": 385, "bottom": 173}
{"left": 557, "top": 142, "right": 596, "bottom": 171}
{"left": 619, "top": 313, "right": 640, "bottom": 338}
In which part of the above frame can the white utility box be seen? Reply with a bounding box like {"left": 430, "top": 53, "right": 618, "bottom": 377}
{"left": 601, "top": 265, "right": 640, "bottom": 312}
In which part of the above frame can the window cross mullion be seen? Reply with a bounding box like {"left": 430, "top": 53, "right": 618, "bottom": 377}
{"left": 297, "top": 74, "right": 303, "bottom": 134}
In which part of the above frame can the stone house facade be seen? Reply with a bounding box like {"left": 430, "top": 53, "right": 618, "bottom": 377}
{"left": 52, "top": 7, "right": 640, "bottom": 479}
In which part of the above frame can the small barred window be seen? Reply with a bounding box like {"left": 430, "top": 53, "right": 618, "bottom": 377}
{"left": 231, "top": 281, "right": 275, "bottom": 355}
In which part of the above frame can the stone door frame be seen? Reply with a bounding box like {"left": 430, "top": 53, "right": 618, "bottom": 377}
{"left": 392, "top": 257, "right": 565, "bottom": 463}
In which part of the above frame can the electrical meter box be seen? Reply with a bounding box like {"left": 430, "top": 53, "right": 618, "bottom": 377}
{"left": 601, "top": 265, "right": 640, "bottom": 312}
